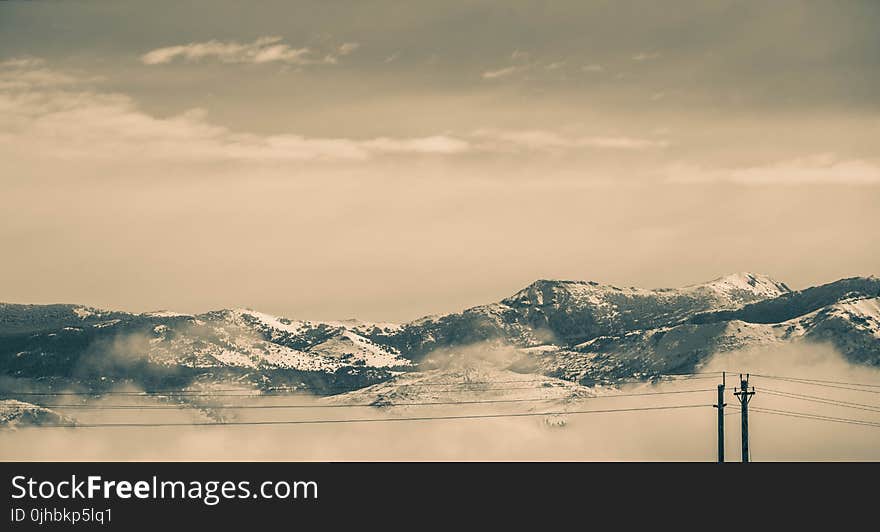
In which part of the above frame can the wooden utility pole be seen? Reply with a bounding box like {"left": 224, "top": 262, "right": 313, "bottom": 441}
{"left": 734, "top": 374, "right": 755, "bottom": 463}
{"left": 713, "top": 372, "right": 726, "bottom": 462}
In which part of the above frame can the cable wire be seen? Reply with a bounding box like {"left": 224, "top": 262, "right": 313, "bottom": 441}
{"left": 750, "top": 373, "right": 880, "bottom": 388}
{"left": 23, "top": 403, "right": 714, "bottom": 429}
{"left": 751, "top": 406, "right": 880, "bottom": 429}
{"left": 750, "top": 375, "right": 880, "bottom": 394}
{"left": 1, "top": 384, "right": 587, "bottom": 398}
{"left": 0, "top": 372, "right": 724, "bottom": 397}
{"left": 759, "top": 388, "right": 880, "bottom": 414}
{"left": 31, "top": 388, "right": 718, "bottom": 410}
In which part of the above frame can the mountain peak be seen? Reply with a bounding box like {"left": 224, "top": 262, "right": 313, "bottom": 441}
{"left": 694, "top": 272, "right": 791, "bottom": 296}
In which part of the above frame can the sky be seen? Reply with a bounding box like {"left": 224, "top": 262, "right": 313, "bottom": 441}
{"left": 1, "top": 0, "right": 879, "bottom": 322}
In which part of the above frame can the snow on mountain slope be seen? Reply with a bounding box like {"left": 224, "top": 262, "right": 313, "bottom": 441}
{"left": 324, "top": 363, "right": 594, "bottom": 411}
{"left": 534, "top": 295, "right": 880, "bottom": 383}
{"left": 309, "top": 331, "right": 405, "bottom": 367}
{"left": 0, "top": 399, "right": 74, "bottom": 428}
{"left": 0, "top": 303, "right": 129, "bottom": 334}
{"left": 505, "top": 272, "right": 788, "bottom": 314}
{"left": 682, "top": 272, "right": 791, "bottom": 307}
{"left": 797, "top": 296, "right": 880, "bottom": 365}
{"left": 146, "top": 310, "right": 410, "bottom": 371}
{"left": 142, "top": 310, "right": 193, "bottom": 318}
{"left": 690, "top": 276, "right": 880, "bottom": 326}
{"left": 815, "top": 297, "right": 880, "bottom": 339}
{"left": 219, "top": 308, "right": 401, "bottom": 338}
{"left": 320, "top": 361, "right": 717, "bottom": 431}
{"left": 219, "top": 308, "right": 318, "bottom": 336}
{"left": 1, "top": 274, "right": 876, "bottom": 398}
{"left": 393, "top": 272, "right": 791, "bottom": 358}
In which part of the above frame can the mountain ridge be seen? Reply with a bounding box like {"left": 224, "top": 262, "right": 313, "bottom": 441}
{"left": 1, "top": 273, "right": 877, "bottom": 404}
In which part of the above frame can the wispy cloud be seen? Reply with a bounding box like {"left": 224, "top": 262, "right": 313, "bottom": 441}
{"left": 632, "top": 51, "right": 661, "bottom": 62}
{"left": 0, "top": 61, "right": 465, "bottom": 166}
{"left": 141, "top": 36, "right": 359, "bottom": 66}
{"left": 666, "top": 154, "right": 880, "bottom": 185}
{"left": 336, "top": 42, "right": 360, "bottom": 56}
{"left": 474, "top": 129, "right": 669, "bottom": 151}
{"left": 481, "top": 65, "right": 527, "bottom": 80}
{"left": 1, "top": 60, "right": 678, "bottom": 174}
{"left": 0, "top": 56, "right": 87, "bottom": 90}
{"left": 0, "top": 56, "right": 45, "bottom": 69}
{"left": 483, "top": 51, "right": 577, "bottom": 81}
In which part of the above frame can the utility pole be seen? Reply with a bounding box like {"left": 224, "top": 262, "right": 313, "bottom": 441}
{"left": 713, "top": 372, "right": 726, "bottom": 462}
{"left": 734, "top": 374, "right": 755, "bottom": 463}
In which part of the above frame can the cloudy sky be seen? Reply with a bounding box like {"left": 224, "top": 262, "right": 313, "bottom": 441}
{"left": 1, "top": 1, "right": 879, "bottom": 322}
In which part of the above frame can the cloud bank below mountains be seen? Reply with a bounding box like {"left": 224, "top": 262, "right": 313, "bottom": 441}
{"left": 2, "top": 344, "right": 878, "bottom": 460}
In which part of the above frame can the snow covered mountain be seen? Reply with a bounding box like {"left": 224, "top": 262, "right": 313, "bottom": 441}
{"left": 526, "top": 277, "right": 880, "bottom": 383}
{"left": 388, "top": 272, "right": 792, "bottom": 358}
{"left": 0, "top": 273, "right": 877, "bottom": 405}
{"left": 148, "top": 308, "right": 408, "bottom": 372}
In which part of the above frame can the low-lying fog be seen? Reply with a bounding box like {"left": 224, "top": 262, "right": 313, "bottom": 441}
{"left": 2, "top": 343, "right": 879, "bottom": 461}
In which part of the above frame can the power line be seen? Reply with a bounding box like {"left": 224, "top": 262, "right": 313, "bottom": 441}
{"left": 31, "top": 388, "right": 718, "bottom": 410}
{"left": 750, "top": 375, "right": 880, "bottom": 394}
{"left": 749, "top": 373, "right": 880, "bottom": 388}
{"left": 1, "top": 384, "right": 590, "bottom": 398}
{"left": 751, "top": 407, "right": 880, "bottom": 429}
{"left": 397, "top": 372, "right": 720, "bottom": 386}
{"left": 759, "top": 388, "right": 880, "bottom": 414}
{"left": 23, "top": 403, "right": 713, "bottom": 429}
{"left": 5, "top": 382, "right": 714, "bottom": 397}
{"left": 0, "top": 384, "right": 639, "bottom": 399}
{"left": 0, "top": 372, "right": 723, "bottom": 398}
{"left": 4, "top": 390, "right": 270, "bottom": 397}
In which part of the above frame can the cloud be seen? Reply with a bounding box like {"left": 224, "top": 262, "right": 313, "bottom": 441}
{"left": 0, "top": 60, "right": 675, "bottom": 174}
{"left": 474, "top": 129, "right": 669, "bottom": 151}
{"left": 361, "top": 136, "right": 469, "bottom": 154}
{"left": 0, "top": 56, "right": 45, "bottom": 69}
{"left": 481, "top": 65, "right": 527, "bottom": 80}
{"left": 7, "top": 343, "right": 879, "bottom": 460}
{"left": 336, "top": 42, "right": 360, "bottom": 56}
{"left": 666, "top": 154, "right": 880, "bottom": 185}
{"left": 581, "top": 64, "right": 603, "bottom": 73}
{"left": 141, "top": 36, "right": 359, "bottom": 66}
{"left": 632, "top": 51, "right": 661, "bottom": 61}
{"left": 483, "top": 52, "right": 578, "bottom": 81}
{"left": 0, "top": 56, "right": 84, "bottom": 90}
{"left": 0, "top": 61, "right": 467, "bottom": 166}
{"left": 482, "top": 49, "right": 536, "bottom": 80}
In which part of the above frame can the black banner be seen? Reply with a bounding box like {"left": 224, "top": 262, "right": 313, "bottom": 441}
{"left": 0, "top": 462, "right": 873, "bottom": 530}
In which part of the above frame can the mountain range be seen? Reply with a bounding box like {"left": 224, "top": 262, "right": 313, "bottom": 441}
{"left": 2, "top": 273, "right": 878, "bottom": 403}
